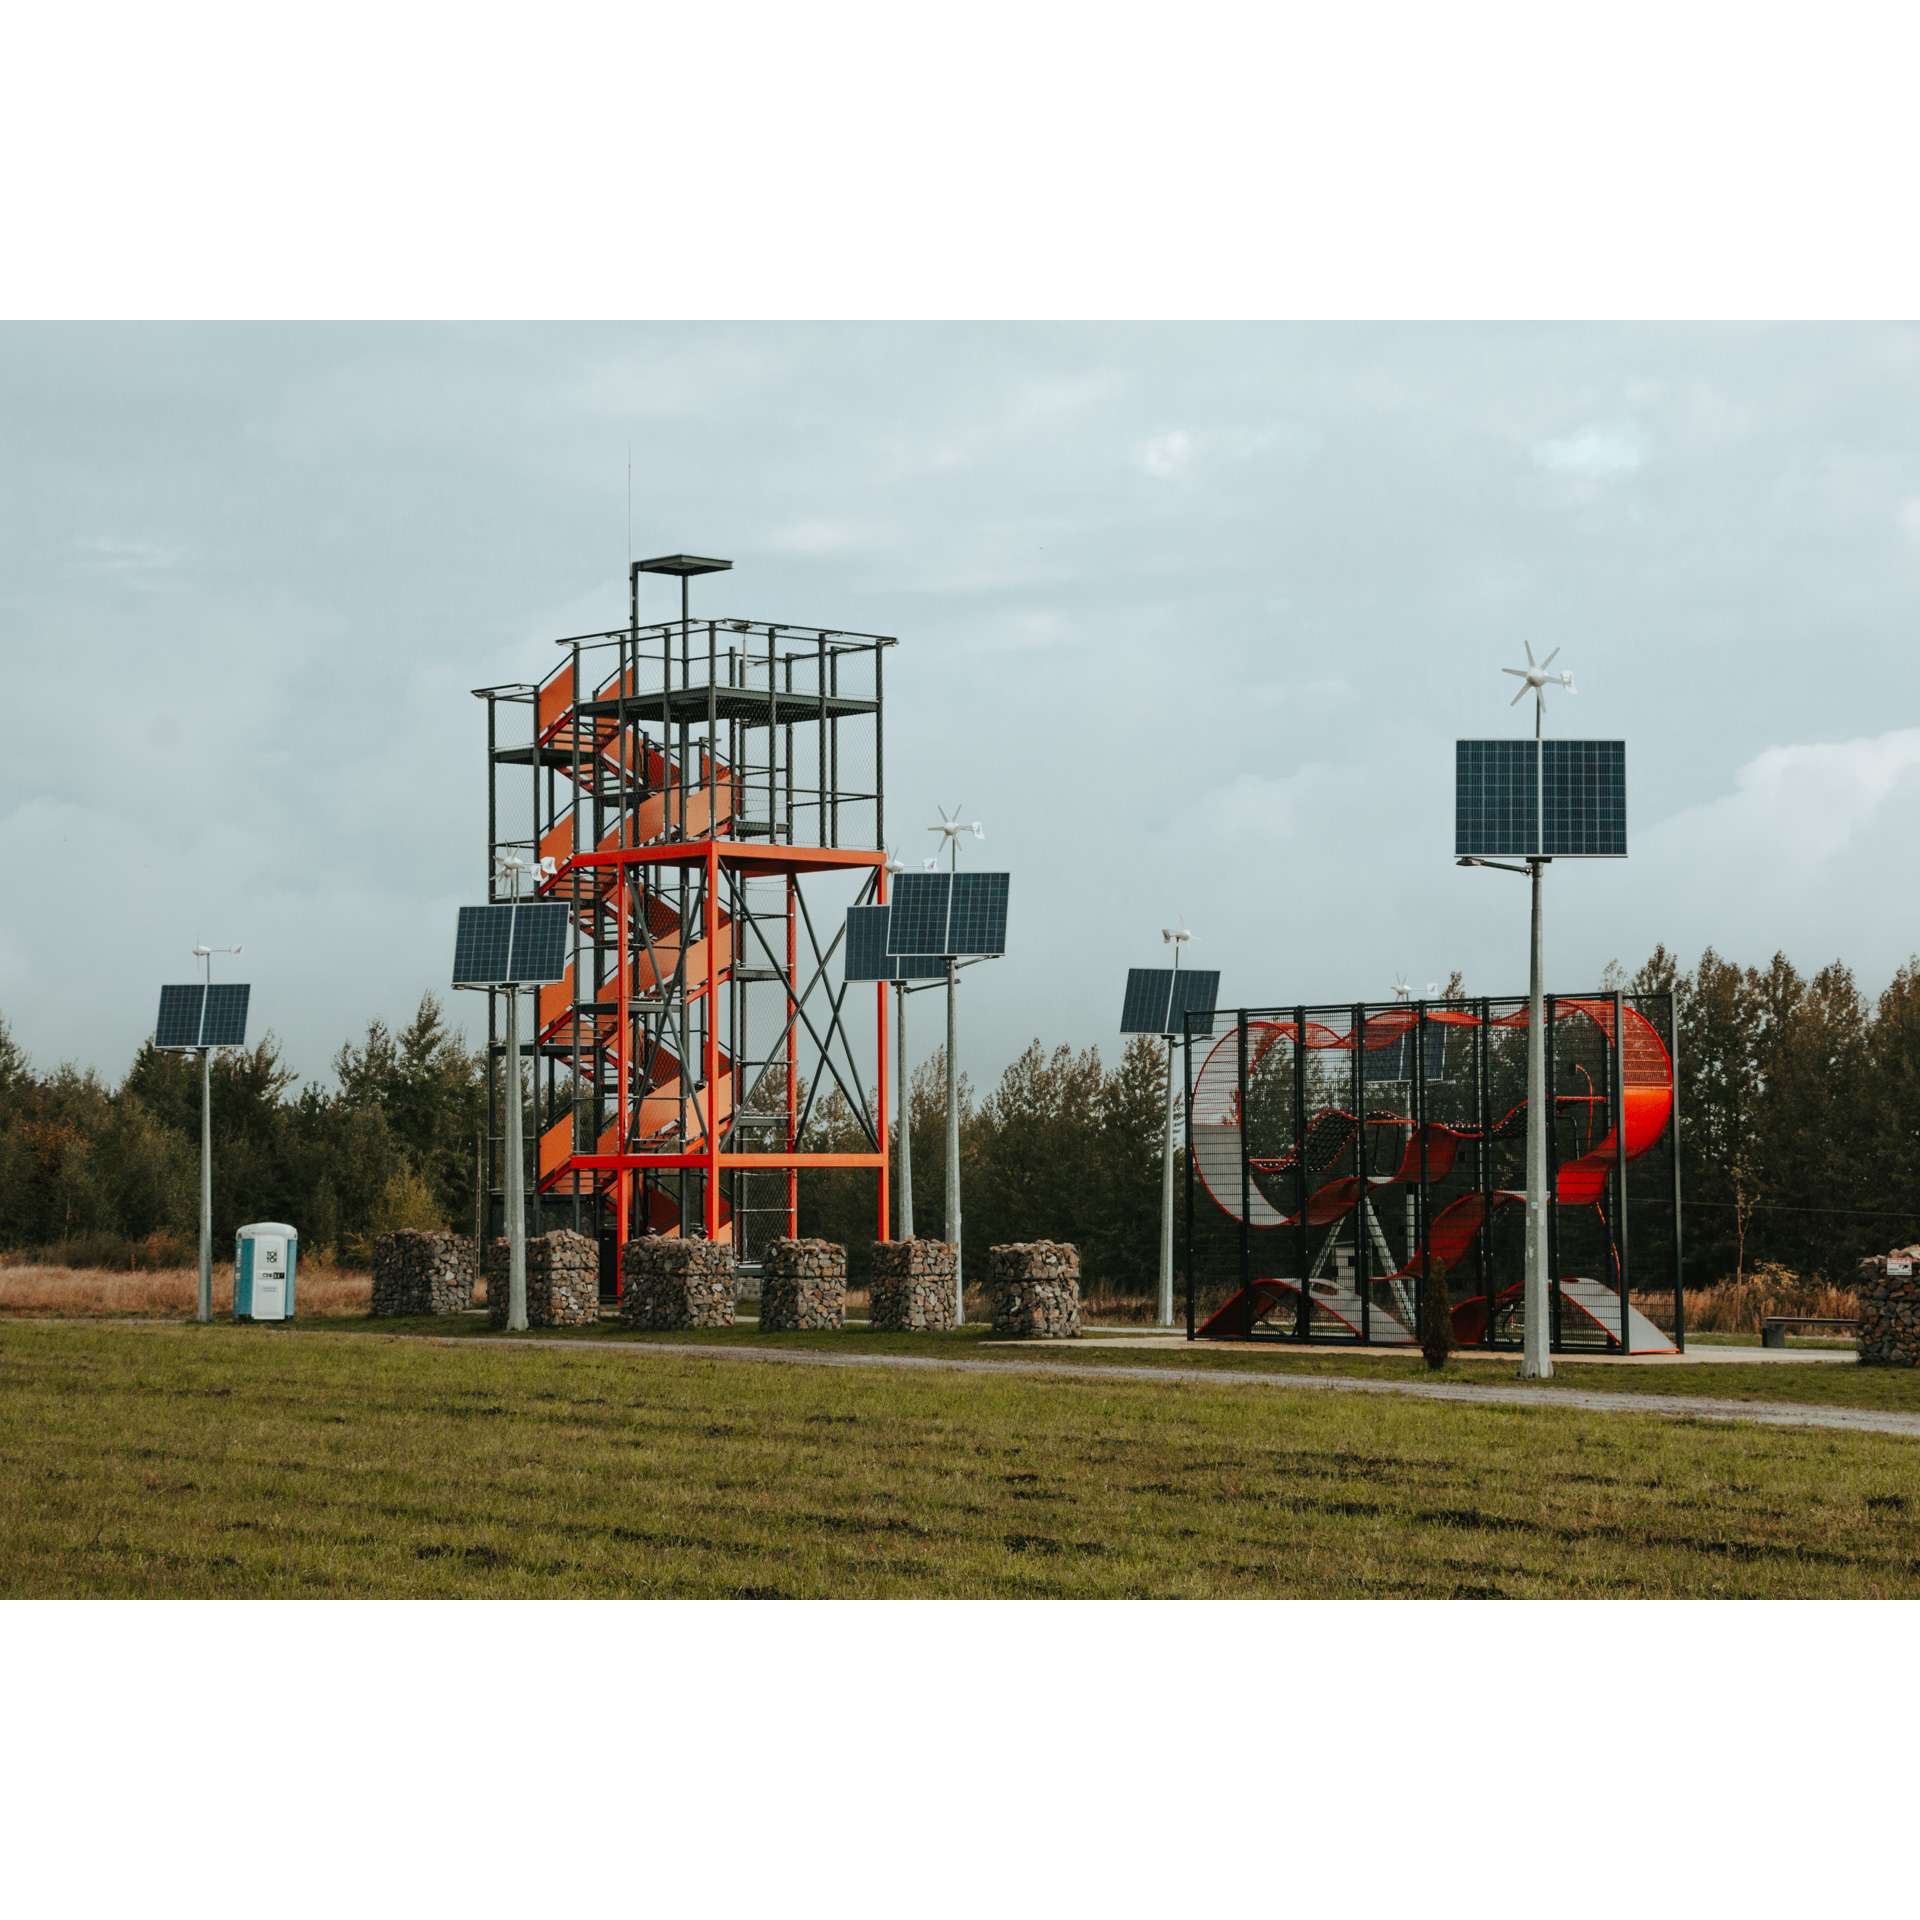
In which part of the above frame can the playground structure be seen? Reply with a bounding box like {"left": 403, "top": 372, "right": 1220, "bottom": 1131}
{"left": 472, "top": 558, "right": 894, "bottom": 1287}
{"left": 1185, "top": 990, "right": 1683, "bottom": 1353}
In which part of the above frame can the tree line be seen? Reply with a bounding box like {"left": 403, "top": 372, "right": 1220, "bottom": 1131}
{"left": 3, "top": 943, "right": 1917, "bottom": 1289}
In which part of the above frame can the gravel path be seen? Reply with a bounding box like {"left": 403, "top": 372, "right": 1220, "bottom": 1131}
{"left": 428, "top": 1333, "right": 1920, "bottom": 1440}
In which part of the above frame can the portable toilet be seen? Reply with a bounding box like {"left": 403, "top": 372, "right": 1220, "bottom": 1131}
{"left": 235, "top": 1222, "right": 298, "bottom": 1323}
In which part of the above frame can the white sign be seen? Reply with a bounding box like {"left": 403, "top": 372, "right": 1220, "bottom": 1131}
{"left": 1889, "top": 1259, "right": 1912, "bottom": 1278}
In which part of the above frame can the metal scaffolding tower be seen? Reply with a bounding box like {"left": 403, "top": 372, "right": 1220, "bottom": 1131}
{"left": 472, "top": 555, "right": 894, "bottom": 1290}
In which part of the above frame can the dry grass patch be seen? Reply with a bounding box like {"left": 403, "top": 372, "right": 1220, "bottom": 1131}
{"left": 0, "top": 1264, "right": 372, "bottom": 1319}
{"left": 1633, "top": 1269, "right": 1859, "bottom": 1335}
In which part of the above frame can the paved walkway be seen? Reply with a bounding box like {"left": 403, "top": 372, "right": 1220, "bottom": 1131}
{"left": 420, "top": 1332, "right": 1920, "bottom": 1440}
{"left": 1048, "top": 1335, "right": 1858, "bottom": 1365}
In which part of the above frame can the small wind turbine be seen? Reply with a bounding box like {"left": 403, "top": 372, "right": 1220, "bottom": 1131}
{"left": 1162, "top": 919, "right": 1192, "bottom": 958}
{"left": 926, "top": 804, "right": 984, "bottom": 872}
{"left": 1393, "top": 973, "right": 1410, "bottom": 1002}
{"left": 1503, "top": 643, "right": 1576, "bottom": 735}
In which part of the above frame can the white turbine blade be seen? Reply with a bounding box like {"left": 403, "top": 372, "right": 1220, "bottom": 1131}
{"left": 1501, "top": 666, "right": 1527, "bottom": 678}
{"left": 1523, "top": 640, "right": 1536, "bottom": 668}
{"left": 1510, "top": 682, "right": 1529, "bottom": 706}
{"left": 1539, "top": 646, "right": 1559, "bottom": 669}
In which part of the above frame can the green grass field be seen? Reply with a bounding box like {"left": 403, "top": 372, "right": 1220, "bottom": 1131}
{"left": 4, "top": 1321, "right": 1918, "bottom": 1597}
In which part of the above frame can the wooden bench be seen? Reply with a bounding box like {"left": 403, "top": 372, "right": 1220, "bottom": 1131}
{"left": 1760, "top": 1315, "right": 1858, "bottom": 1349}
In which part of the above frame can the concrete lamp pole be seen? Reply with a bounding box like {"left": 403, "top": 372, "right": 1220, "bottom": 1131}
{"left": 496, "top": 854, "right": 531, "bottom": 1334}
{"left": 1459, "top": 645, "right": 1577, "bottom": 1380}
{"left": 1157, "top": 922, "right": 1193, "bottom": 1328}
{"left": 927, "top": 806, "right": 985, "bottom": 1326}
{"left": 1453, "top": 855, "right": 1552, "bottom": 1377}
{"left": 190, "top": 944, "right": 241, "bottom": 1325}
{"left": 883, "top": 849, "right": 915, "bottom": 1243}
{"left": 896, "top": 981, "right": 913, "bottom": 1239}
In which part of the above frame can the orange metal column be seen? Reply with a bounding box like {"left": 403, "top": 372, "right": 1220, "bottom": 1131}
{"left": 786, "top": 873, "right": 798, "bottom": 1237}
{"left": 876, "top": 862, "right": 890, "bottom": 1243}
{"left": 615, "top": 869, "right": 630, "bottom": 1276}
{"left": 705, "top": 844, "right": 722, "bottom": 1240}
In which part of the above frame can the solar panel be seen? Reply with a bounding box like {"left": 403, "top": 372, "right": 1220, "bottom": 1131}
{"left": 885, "top": 872, "right": 953, "bottom": 955}
{"left": 1121, "top": 968, "right": 1175, "bottom": 1035}
{"left": 947, "top": 871, "right": 1009, "bottom": 956}
{"left": 1168, "top": 968, "right": 1220, "bottom": 1038}
{"left": 199, "top": 983, "right": 250, "bottom": 1048}
{"left": 847, "top": 906, "right": 953, "bottom": 981}
{"left": 1364, "top": 1021, "right": 1451, "bottom": 1085}
{"left": 1455, "top": 739, "right": 1537, "bottom": 858}
{"left": 847, "top": 905, "right": 897, "bottom": 982}
{"left": 1542, "top": 738, "right": 1627, "bottom": 856}
{"left": 453, "top": 906, "right": 514, "bottom": 986}
{"left": 453, "top": 902, "right": 569, "bottom": 987}
{"left": 155, "top": 982, "right": 250, "bottom": 1049}
{"left": 1122, "top": 967, "right": 1221, "bottom": 1036}
{"left": 155, "top": 984, "right": 205, "bottom": 1049}
{"left": 1364, "top": 1031, "right": 1411, "bottom": 1082}
{"left": 508, "top": 902, "right": 570, "bottom": 983}
{"left": 1456, "top": 739, "right": 1627, "bottom": 858}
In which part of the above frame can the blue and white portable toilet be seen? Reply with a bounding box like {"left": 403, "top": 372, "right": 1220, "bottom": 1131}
{"left": 235, "top": 1222, "right": 298, "bottom": 1323}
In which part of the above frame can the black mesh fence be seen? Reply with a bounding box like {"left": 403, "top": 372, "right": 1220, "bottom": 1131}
{"left": 1182, "top": 991, "right": 1684, "bottom": 1352}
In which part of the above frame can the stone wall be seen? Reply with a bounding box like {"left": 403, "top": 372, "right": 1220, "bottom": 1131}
{"left": 760, "top": 1238, "right": 846, "bottom": 1331}
{"left": 486, "top": 1229, "right": 600, "bottom": 1328}
{"left": 1857, "top": 1244, "right": 1920, "bottom": 1366}
{"left": 987, "top": 1241, "right": 1081, "bottom": 1339}
{"left": 620, "top": 1237, "right": 736, "bottom": 1329}
{"left": 869, "top": 1239, "right": 958, "bottom": 1332}
{"left": 371, "top": 1230, "right": 477, "bottom": 1317}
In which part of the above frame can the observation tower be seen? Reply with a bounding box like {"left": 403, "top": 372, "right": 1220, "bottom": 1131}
{"left": 472, "top": 555, "right": 893, "bottom": 1287}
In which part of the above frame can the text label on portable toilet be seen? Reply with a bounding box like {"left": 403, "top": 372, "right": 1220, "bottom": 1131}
{"left": 235, "top": 1222, "right": 299, "bottom": 1323}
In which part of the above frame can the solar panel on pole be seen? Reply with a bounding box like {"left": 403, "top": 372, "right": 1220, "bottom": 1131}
{"left": 1542, "top": 739, "right": 1627, "bottom": 856}
{"left": 156, "top": 985, "right": 207, "bottom": 1050}
{"left": 946, "top": 871, "right": 1009, "bottom": 955}
{"left": 847, "top": 904, "right": 945, "bottom": 981}
{"left": 1121, "top": 968, "right": 1175, "bottom": 1035}
{"left": 1167, "top": 968, "right": 1220, "bottom": 1037}
{"left": 452, "top": 906, "right": 514, "bottom": 985}
{"left": 1456, "top": 739, "right": 1626, "bottom": 858}
{"left": 507, "top": 901, "right": 570, "bottom": 983}
{"left": 452, "top": 902, "right": 569, "bottom": 986}
{"left": 1455, "top": 739, "right": 1538, "bottom": 858}
{"left": 884, "top": 871, "right": 954, "bottom": 955}
{"left": 846, "top": 904, "right": 896, "bottom": 981}
{"left": 199, "top": 984, "right": 251, "bottom": 1048}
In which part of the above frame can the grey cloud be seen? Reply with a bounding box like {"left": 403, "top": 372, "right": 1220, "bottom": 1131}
{"left": 4, "top": 323, "right": 1920, "bottom": 1093}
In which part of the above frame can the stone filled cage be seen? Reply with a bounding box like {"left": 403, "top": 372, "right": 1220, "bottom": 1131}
{"left": 1182, "top": 990, "right": 1684, "bottom": 1353}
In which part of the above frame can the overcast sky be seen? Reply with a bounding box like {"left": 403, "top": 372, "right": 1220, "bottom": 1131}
{"left": 5, "top": 323, "right": 1920, "bottom": 1094}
